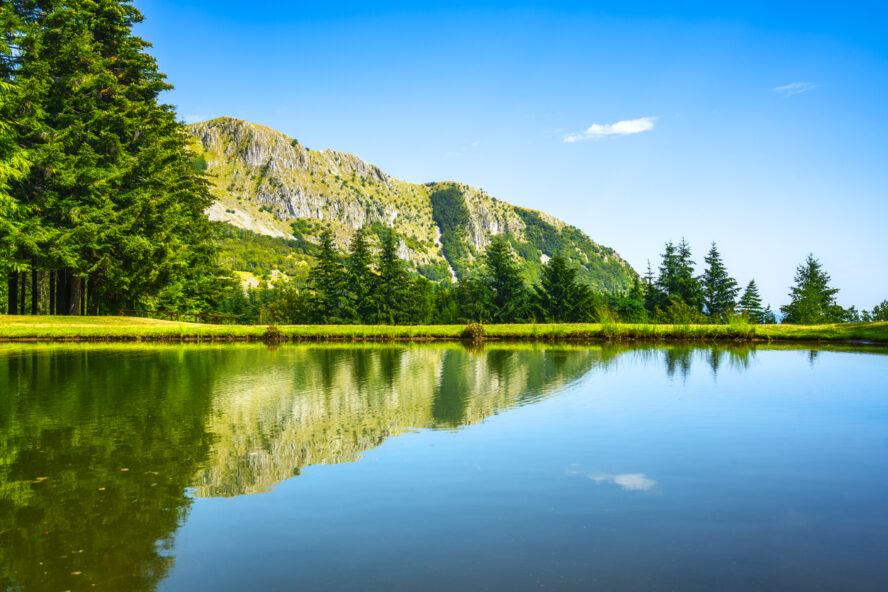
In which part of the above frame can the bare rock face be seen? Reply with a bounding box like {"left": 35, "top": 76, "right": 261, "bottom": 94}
{"left": 187, "top": 117, "right": 636, "bottom": 290}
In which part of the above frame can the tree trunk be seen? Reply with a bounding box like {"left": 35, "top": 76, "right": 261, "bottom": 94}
{"left": 57, "top": 269, "right": 70, "bottom": 316}
{"left": 19, "top": 272, "right": 26, "bottom": 315}
{"left": 7, "top": 273, "right": 17, "bottom": 315}
{"left": 49, "top": 272, "right": 56, "bottom": 315}
{"left": 87, "top": 276, "right": 98, "bottom": 315}
{"left": 68, "top": 275, "right": 82, "bottom": 316}
{"left": 31, "top": 270, "right": 39, "bottom": 315}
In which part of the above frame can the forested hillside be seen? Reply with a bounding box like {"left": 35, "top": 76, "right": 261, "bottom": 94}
{"left": 188, "top": 117, "right": 636, "bottom": 292}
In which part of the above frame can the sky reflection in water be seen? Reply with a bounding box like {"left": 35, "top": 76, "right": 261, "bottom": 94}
{"left": 1, "top": 343, "right": 887, "bottom": 592}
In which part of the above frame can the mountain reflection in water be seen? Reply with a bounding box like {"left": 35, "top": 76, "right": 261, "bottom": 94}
{"left": 1, "top": 342, "right": 884, "bottom": 592}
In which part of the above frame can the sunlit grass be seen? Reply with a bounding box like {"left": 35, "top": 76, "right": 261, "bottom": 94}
{"left": 0, "top": 316, "right": 885, "bottom": 343}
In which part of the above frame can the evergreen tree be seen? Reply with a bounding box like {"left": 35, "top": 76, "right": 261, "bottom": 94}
{"left": 780, "top": 254, "right": 844, "bottom": 324}
{"left": 611, "top": 278, "right": 648, "bottom": 323}
{"left": 346, "top": 226, "right": 375, "bottom": 322}
{"left": 738, "top": 279, "right": 765, "bottom": 323}
{"left": 307, "top": 229, "right": 348, "bottom": 323}
{"left": 372, "top": 228, "right": 411, "bottom": 324}
{"left": 700, "top": 242, "right": 739, "bottom": 319}
{"left": 4, "top": 0, "right": 226, "bottom": 315}
{"left": 871, "top": 300, "right": 888, "bottom": 322}
{"left": 656, "top": 239, "right": 702, "bottom": 312}
{"left": 643, "top": 260, "right": 663, "bottom": 314}
{"left": 674, "top": 238, "right": 703, "bottom": 309}
{"left": 532, "top": 253, "right": 593, "bottom": 322}
{"left": 455, "top": 275, "right": 493, "bottom": 323}
{"left": 482, "top": 236, "right": 528, "bottom": 322}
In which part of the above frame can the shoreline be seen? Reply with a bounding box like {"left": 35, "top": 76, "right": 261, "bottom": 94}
{"left": 0, "top": 317, "right": 886, "bottom": 344}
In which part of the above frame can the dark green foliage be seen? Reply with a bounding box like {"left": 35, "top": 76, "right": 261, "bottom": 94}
{"left": 532, "top": 253, "right": 594, "bottom": 322}
{"left": 656, "top": 239, "right": 703, "bottom": 312}
{"left": 217, "top": 225, "right": 313, "bottom": 281}
{"left": 514, "top": 208, "right": 634, "bottom": 292}
{"left": 871, "top": 300, "right": 888, "bottom": 322}
{"left": 701, "top": 242, "right": 739, "bottom": 319}
{"left": 482, "top": 236, "right": 529, "bottom": 322}
{"left": 608, "top": 279, "right": 648, "bottom": 323}
{"left": 429, "top": 185, "right": 472, "bottom": 276}
{"left": 307, "top": 229, "right": 349, "bottom": 323}
{"left": 780, "top": 254, "right": 845, "bottom": 324}
{"left": 455, "top": 275, "right": 494, "bottom": 323}
{"left": 738, "top": 279, "right": 765, "bottom": 323}
{"left": 2, "top": 0, "right": 227, "bottom": 315}
{"left": 346, "top": 226, "right": 375, "bottom": 322}
{"left": 371, "top": 228, "right": 412, "bottom": 324}
{"left": 416, "top": 260, "right": 451, "bottom": 282}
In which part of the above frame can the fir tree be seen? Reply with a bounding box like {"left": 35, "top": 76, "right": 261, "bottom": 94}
{"left": 701, "top": 242, "right": 739, "bottom": 319}
{"left": 656, "top": 239, "right": 702, "bottom": 310}
{"left": 5, "top": 0, "right": 226, "bottom": 315}
{"left": 643, "top": 259, "right": 663, "bottom": 314}
{"left": 346, "top": 226, "right": 375, "bottom": 322}
{"left": 780, "top": 254, "right": 844, "bottom": 324}
{"left": 307, "top": 229, "right": 348, "bottom": 323}
{"left": 532, "top": 253, "right": 593, "bottom": 322}
{"left": 372, "top": 228, "right": 411, "bottom": 324}
{"left": 483, "top": 236, "right": 528, "bottom": 322}
{"left": 871, "top": 300, "right": 888, "bottom": 322}
{"left": 674, "top": 238, "right": 703, "bottom": 309}
{"left": 738, "top": 279, "right": 764, "bottom": 323}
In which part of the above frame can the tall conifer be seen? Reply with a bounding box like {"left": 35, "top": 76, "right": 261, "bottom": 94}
{"left": 701, "top": 242, "right": 739, "bottom": 319}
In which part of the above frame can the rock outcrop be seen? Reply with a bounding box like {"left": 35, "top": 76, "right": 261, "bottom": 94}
{"left": 188, "top": 117, "right": 636, "bottom": 290}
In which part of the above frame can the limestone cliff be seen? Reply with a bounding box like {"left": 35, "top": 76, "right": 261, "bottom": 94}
{"left": 188, "top": 117, "right": 636, "bottom": 290}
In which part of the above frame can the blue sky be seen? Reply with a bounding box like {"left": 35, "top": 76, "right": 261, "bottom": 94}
{"left": 136, "top": 0, "right": 888, "bottom": 310}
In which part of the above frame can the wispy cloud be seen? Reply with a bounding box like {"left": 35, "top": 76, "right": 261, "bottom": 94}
{"left": 566, "top": 466, "right": 658, "bottom": 491}
{"left": 589, "top": 472, "right": 657, "bottom": 491}
{"left": 773, "top": 82, "right": 816, "bottom": 96}
{"left": 564, "top": 117, "right": 656, "bottom": 143}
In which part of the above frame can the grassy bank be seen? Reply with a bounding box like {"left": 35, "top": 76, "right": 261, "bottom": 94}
{"left": 0, "top": 316, "right": 886, "bottom": 343}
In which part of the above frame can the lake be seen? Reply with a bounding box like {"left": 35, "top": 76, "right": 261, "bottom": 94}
{"left": 1, "top": 343, "right": 887, "bottom": 591}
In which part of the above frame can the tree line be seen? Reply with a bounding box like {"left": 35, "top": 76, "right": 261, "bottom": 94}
{"left": 1, "top": 0, "right": 226, "bottom": 317}
{"left": 218, "top": 228, "right": 888, "bottom": 326}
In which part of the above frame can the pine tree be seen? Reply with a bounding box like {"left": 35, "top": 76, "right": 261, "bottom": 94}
{"left": 701, "top": 242, "right": 739, "bottom": 319}
{"left": 675, "top": 238, "right": 703, "bottom": 310}
{"left": 483, "top": 236, "right": 528, "bottom": 322}
{"left": 346, "top": 226, "right": 375, "bottom": 322}
{"left": 643, "top": 259, "right": 663, "bottom": 314}
{"left": 5, "top": 0, "right": 226, "bottom": 315}
{"left": 307, "top": 229, "right": 348, "bottom": 323}
{"left": 532, "top": 253, "right": 593, "bottom": 322}
{"left": 780, "top": 254, "right": 843, "bottom": 324}
{"left": 737, "top": 279, "right": 764, "bottom": 323}
{"left": 372, "top": 228, "right": 411, "bottom": 324}
{"left": 871, "top": 300, "right": 888, "bottom": 322}
{"left": 656, "top": 239, "right": 702, "bottom": 311}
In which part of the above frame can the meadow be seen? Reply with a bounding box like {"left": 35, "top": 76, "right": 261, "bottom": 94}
{"left": 1, "top": 315, "right": 886, "bottom": 343}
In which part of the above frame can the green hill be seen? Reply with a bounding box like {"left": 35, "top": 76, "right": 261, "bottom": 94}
{"left": 188, "top": 117, "right": 636, "bottom": 291}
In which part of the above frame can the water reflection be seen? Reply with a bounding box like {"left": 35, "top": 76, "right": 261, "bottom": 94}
{"left": 1, "top": 342, "right": 886, "bottom": 592}
{"left": 0, "top": 344, "right": 602, "bottom": 591}
{"left": 194, "top": 345, "right": 605, "bottom": 496}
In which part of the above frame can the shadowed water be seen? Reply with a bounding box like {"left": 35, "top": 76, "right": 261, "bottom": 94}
{"left": 0, "top": 343, "right": 886, "bottom": 591}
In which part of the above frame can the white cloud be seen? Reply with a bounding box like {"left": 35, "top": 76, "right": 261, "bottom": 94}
{"left": 590, "top": 472, "right": 657, "bottom": 491}
{"left": 773, "top": 82, "right": 816, "bottom": 96}
{"left": 566, "top": 466, "right": 657, "bottom": 491}
{"left": 564, "top": 116, "right": 656, "bottom": 142}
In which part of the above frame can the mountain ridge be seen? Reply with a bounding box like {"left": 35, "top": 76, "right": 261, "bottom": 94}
{"left": 187, "top": 116, "right": 636, "bottom": 291}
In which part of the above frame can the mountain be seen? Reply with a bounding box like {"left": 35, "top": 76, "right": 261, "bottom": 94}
{"left": 187, "top": 117, "right": 636, "bottom": 291}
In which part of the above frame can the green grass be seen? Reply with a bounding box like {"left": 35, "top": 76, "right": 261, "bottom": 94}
{"left": 0, "top": 316, "right": 886, "bottom": 343}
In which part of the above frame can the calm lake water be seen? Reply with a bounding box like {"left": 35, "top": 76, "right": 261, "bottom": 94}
{"left": 1, "top": 343, "right": 887, "bottom": 591}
